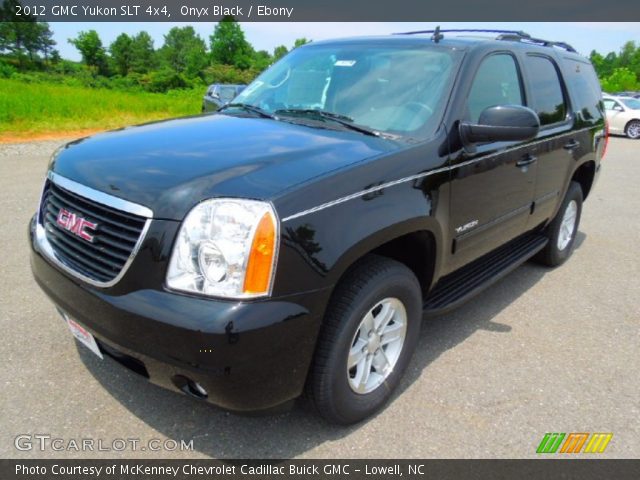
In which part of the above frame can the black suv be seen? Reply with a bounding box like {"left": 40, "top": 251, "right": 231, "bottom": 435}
{"left": 30, "top": 30, "right": 606, "bottom": 424}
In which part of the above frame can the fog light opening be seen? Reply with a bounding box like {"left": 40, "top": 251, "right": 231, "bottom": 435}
{"left": 172, "top": 375, "right": 208, "bottom": 400}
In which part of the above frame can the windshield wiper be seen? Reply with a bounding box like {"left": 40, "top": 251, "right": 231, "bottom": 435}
{"left": 274, "top": 109, "right": 381, "bottom": 137}
{"left": 219, "top": 103, "right": 277, "bottom": 119}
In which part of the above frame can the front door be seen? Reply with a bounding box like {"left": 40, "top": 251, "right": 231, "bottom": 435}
{"left": 448, "top": 52, "right": 537, "bottom": 272}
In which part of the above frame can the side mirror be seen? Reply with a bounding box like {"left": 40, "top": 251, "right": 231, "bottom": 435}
{"left": 460, "top": 105, "right": 540, "bottom": 144}
{"left": 613, "top": 105, "right": 624, "bottom": 112}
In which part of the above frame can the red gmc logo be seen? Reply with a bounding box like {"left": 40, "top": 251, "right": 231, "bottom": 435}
{"left": 56, "top": 208, "right": 97, "bottom": 242}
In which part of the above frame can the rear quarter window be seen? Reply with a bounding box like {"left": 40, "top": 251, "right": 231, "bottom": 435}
{"left": 562, "top": 59, "right": 603, "bottom": 124}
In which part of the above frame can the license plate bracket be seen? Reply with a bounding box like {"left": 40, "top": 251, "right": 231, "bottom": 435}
{"left": 63, "top": 314, "right": 103, "bottom": 359}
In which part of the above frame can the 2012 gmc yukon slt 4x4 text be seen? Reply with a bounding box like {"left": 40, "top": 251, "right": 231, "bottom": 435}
{"left": 30, "top": 30, "right": 606, "bottom": 424}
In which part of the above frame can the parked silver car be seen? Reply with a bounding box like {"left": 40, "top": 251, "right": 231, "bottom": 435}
{"left": 603, "top": 95, "right": 640, "bottom": 139}
{"left": 202, "top": 84, "right": 246, "bottom": 112}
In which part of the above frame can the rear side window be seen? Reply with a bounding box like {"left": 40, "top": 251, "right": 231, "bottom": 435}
{"left": 467, "top": 54, "right": 524, "bottom": 123}
{"left": 563, "top": 59, "right": 603, "bottom": 123}
{"left": 525, "top": 55, "right": 567, "bottom": 126}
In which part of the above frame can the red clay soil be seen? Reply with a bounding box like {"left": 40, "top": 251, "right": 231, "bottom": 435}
{"left": 0, "top": 128, "right": 104, "bottom": 144}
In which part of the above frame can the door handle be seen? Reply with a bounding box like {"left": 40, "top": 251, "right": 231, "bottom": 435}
{"left": 564, "top": 140, "right": 580, "bottom": 150}
{"left": 516, "top": 154, "right": 537, "bottom": 168}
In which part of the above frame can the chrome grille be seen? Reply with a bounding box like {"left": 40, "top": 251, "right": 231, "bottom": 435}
{"left": 39, "top": 177, "right": 149, "bottom": 284}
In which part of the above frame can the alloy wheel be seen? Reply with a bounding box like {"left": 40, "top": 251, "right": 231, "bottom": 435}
{"left": 627, "top": 121, "right": 640, "bottom": 139}
{"left": 347, "top": 297, "right": 407, "bottom": 394}
{"left": 557, "top": 200, "right": 578, "bottom": 251}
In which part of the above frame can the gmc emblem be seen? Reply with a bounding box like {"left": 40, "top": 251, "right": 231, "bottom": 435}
{"left": 56, "top": 208, "right": 97, "bottom": 242}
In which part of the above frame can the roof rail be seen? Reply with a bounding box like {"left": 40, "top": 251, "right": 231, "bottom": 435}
{"left": 496, "top": 33, "right": 577, "bottom": 53}
{"left": 394, "top": 28, "right": 577, "bottom": 53}
{"left": 394, "top": 28, "right": 531, "bottom": 38}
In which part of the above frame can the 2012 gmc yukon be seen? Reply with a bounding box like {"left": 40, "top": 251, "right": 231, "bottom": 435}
{"left": 29, "top": 29, "right": 606, "bottom": 424}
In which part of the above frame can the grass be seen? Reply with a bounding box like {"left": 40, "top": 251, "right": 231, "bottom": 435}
{"left": 0, "top": 78, "right": 203, "bottom": 142}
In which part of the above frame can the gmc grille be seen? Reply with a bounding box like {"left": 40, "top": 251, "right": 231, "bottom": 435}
{"left": 40, "top": 180, "right": 147, "bottom": 284}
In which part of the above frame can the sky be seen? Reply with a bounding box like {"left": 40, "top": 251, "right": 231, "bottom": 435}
{"left": 51, "top": 22, "right": 640, "bottom": 61}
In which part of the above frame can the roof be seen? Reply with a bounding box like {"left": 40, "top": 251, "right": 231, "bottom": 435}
{"left": 307, "top": 30, "right": 586, "bottom": 60}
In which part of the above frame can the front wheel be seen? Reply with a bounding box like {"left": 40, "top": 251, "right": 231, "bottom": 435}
{"left": 307, "top": 255, "right": 422, "bottom": 424}
{"left": 625, "top": 120, "right": 640, "bottom": 139}
{"left": 535, "top": 181, "right": 583, "bottom": 267}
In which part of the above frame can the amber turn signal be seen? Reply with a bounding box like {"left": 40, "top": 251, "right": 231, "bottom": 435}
{"left": 243, "top": 212, "right": 277, "bottom": 295}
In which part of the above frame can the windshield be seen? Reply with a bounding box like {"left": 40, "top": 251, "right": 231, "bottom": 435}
{"left": 233, "top": 43, "right": 461, "bottom": 138}
{"left": 621, "top": 98, "right": 640, "bottom": 110}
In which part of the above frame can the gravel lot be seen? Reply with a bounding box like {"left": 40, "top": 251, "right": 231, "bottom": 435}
{"left": 0, "top": 137, "right": 638, "bottom": 459}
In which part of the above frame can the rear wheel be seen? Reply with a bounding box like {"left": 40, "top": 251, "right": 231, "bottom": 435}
{"left": 307, "top": 255, "right": 422, "bottom": 424}
{"left": 625, "top": 120, "right": 640, "bottom": 139}
{"left": 535, "top": 181, "right": 583, "bottom": 267}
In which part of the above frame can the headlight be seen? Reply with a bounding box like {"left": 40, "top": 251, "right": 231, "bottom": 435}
{"left": 166, "top": 199, "right": 279, "bottom": 298}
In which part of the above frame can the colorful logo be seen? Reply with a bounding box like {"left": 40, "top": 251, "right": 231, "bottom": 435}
{"left": 56, "top": 208, "right": 98, "bottom": 242}
{"left": 536, "top": 433, "right": 613, "bottom": 454}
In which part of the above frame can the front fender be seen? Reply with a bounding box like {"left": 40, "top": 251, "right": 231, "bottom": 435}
{"left": 272, "top": 168, "right": 451, "bottom": 299}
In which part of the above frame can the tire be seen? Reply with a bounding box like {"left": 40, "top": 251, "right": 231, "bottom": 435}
{"left": 307, "top": 255, "right": 422, "bottom": 424}
{"left": 625, "top": 120, "right": 640, "bottom": 139}
{"left": 535, "top": 181, "right": 583, "bottom": 267}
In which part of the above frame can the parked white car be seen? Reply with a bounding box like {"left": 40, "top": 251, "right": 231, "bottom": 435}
{"left": 603, "top": 95, "right": 640, "bottom": 139}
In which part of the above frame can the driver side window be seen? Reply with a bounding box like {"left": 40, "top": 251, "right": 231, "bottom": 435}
{"left": 467, "top": 54, "right": 524, "bottom": 123}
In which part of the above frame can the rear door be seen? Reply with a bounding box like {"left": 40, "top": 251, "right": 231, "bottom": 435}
{"left": 520, "top": 53, "right": 575, "bottom": 225}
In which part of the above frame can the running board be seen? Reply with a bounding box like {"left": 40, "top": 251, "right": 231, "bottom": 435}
{"left": 423, "top": 233, "right": 548, "bottom": 316}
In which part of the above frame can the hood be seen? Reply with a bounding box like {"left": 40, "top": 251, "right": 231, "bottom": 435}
{"left": 51, "top": 114, "right": 397, "bottom": 220}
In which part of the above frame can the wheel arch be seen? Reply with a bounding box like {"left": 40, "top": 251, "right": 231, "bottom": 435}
{"left": 370, "top": 230, "right": 436, "bottom": 297}
{"left": 327, "top": 219, "right": 442, "bottom": 303}
{"left": 571, "top": 160, "right": 596, "bottom": 201}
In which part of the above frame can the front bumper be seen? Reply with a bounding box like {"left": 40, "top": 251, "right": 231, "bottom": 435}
{"left": 29, "top": 216, "right": 328, "bottom": 412}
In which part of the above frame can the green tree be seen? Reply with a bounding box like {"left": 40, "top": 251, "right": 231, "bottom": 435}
{"left": 35, "top": 22, "right": 57, "bottom": 63}
{"left": 49, "top": 49, "right": 61, "bottom": 64}
{"left": 589, "top": 50, "right": 605, "bottom": 76}
{"left": 591, "top": 42, "right": 640, "bottom": 88}
{"left": 600, "top": 67, "right": 639, "bottom": 93}
{"left": 618, "top": 41, "right": 636, "bottom": 68}
{"left": 273, "top": 45, "right": 288, "bottom": 61}
{"left": 604, "top": 52, "right": 619, "bottom": 72}
{"left": 69, "top": 30, "right": 109, "bottom": 75}
{"left": 293, "top": 38, "right": 310, "bottom": 48}
{"left": 0, "top": 0, "right": 28, "bottom": 55}
{"left": 209, "top": 16, "right": 253, "bottom": 69}
{"left": 109, "top": 33, "right": 133, "bottom": 76}
{"left": 620, "top": 41, "right": 640, "bottom": 81}
{"left": 0, "top": 1, "right": 57, "bottom": 67}
{"left": 159, "top": 26, "right": 207, "bottom": 77}
{"left": 110, "top": 31, "right": 155, "bottom": 76}
{"left": 130, "top": 31, "right": 155, "bottom": 74}
{"left": 20, "top": 21, "right": 47, "bottom": 61}
{"left": 271, "top": 39, "right": 308, "bottom": 64}
{"left": 252, "top": 49, "right": 271, "bottom": 70}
